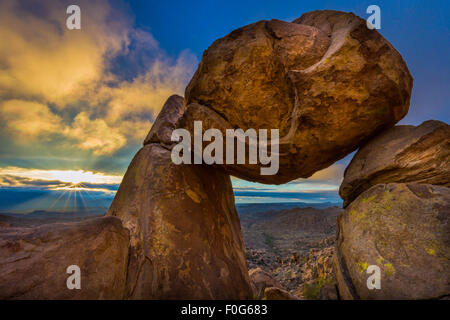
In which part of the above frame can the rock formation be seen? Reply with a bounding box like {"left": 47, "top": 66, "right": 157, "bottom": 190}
{"left": 340, "top": 120, "right": 450, "bottom": 207}
{"left": 298, "top": 246, "right": 337, "bottom": 300}
{"left": 334, "top": 183, "right": 449, "bottom": 299}
{"left": 335, "top": 118, "right": 449, "bottom": 300}
{"left": 0, "top": 217, "right": 129, "bottom": 299}
{"left": 248, "top": 267, "right": 284, "bottom": 299}
{"left": 184, "top": 10, "right": 413, "bottom": 184}
{"left": 105, "top": 10, "right": 413, "bottom": 299}
{"left": 263, "top": 286, "right": 300, "bottom": 300}
{"left": 143, "top": 95, "right": 185, "bottom": 147}
{"left": 0, "top": 9, "right": 423, "bottom": 300}
{"left": 107, "top": 95, "right": 252, "bottom": 299}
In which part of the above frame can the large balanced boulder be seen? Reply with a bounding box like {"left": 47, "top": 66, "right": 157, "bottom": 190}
{"left": 184, "top": 10, "right": 413, "bottom": 184}
{"left": 334, "top": 183, "right": 450, "bottom": 299}
{"left": 340, "top": 120, "right": 450, "bottom": 207}
{"left": 0, "top": 216, "right": 129, "bottom": 299}
{"left": 107, "top": 95, "right": 252, "bottom": 299}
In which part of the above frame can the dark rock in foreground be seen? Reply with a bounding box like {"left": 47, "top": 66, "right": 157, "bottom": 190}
{"left": 0, "top": 217, "right": 129, "bottom": 299}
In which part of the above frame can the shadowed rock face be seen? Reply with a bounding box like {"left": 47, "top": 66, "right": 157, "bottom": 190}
{"left": 184, "top": 10, "right": 413, "bottom": 184}
{"left": 334, "top": 183, "right": 450, "bottom": 300}
{"left": 340, "top": 120, "right": 450, "bottom": 207}
{"left": 0, "top": 217, "right": 129, "bottom": 300}
{"left": 107, "top": 95, "right": 252, "bottom": 299}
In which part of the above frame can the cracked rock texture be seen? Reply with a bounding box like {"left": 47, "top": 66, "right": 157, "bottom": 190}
{"left": 184, "top": 10, "right": 413, "bottom": 184}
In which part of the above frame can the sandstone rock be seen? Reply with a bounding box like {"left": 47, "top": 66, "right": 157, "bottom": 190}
{"left": 107, "top": 97, "right": 252, "bottom": 299}
{"left": 248, "top": 267, "right": 283, "bottom": 299}
{"left": 340, "top": 120, "right": 450, "bottom": 207}
{"left": 183, "top": 10, "right": 412, "bottom": 184}
{"left": 143, "top": 95, "right": 185, "bottom": 147}
{"left": 334, "top": 183, "right": 450, "bottom": 299}
{"left": 263, "top": 286, "right": 300, "bottom": 300}
{"left": 0, "top": 216, "right": 129, "bottom": 299}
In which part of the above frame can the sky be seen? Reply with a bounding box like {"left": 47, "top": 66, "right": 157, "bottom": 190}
{"left": 0, "top": 0, "right": 448, "bottom": 213}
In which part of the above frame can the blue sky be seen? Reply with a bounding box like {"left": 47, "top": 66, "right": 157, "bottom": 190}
{"left": 0, "top": 0, "right": 448, "bottom": 212}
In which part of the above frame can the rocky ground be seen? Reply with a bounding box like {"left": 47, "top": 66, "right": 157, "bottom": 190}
{"left": 238, "top": 204, "right": 341, "bottom": 298}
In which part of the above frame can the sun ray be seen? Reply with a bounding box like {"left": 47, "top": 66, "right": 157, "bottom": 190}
{"left": 47, "top": 189, "right": 69, "bottom": 211}
{"left": 78, "top": 189, "right": 90, "bottom": 213}
{"left": 73, "top": 188, "right": 77, "bottom": 214}
{"left": 63, "top": 189, "right": 72, "bottom": 212}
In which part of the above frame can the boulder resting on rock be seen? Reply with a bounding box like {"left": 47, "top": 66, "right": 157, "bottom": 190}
{"left": 184, "top": 10, "right": 413, "bottom": 184}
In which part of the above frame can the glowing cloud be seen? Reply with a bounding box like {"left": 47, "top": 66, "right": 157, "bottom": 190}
{"left": 0, "top": 0, "right": 197, "bottom": 157}
{"left": 0, "top": 167, "right": 122, "bottom": 185}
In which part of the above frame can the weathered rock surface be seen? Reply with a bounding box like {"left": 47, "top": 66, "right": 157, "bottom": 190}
{"left": 107, "top": 96, "right": 252, "bottom": 299}
{"left": 263, "top": 286, "right": 300, "bottom": 300}
{"left": 183, "top": 10, "right": 413, "bottom": 184}
{"left": 340, "top": 120, "right": 450, "bottom": 207}
{"left": 0, "top": 216, "right": 129, "bottom": 299}
{"left": 143, "top": 94, "right": 185, "bottom": 147}
{"left": 248, "top": 267, "right": 283, "bottom": 299}
{"left": 334, "top": 183, "right": 450, "bottom": 299}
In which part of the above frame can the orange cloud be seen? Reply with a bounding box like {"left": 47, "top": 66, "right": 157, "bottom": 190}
{"left": 0, "top": 100, "right": 64, "bottom": 139}
{"left": 0, "top": 0, "right": 197, "bottom": 156}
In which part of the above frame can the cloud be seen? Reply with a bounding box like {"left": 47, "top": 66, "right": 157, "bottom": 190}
{"left": 0, "top": 175, "right": 72, "bottom": 189}
{"left": 0, "top": 100, "right": 64, "bottom": 139}
{"left": 0, "top": 166, "right": 122, "bottom": 190}
{"left": 0, "top": 0, "right": 197, "bottom": 157}
{"left": 0, "top": 0, "right": 128, "bottom": 105}
{"left": 66, "top": 112, "right": 128, "bottom": 155}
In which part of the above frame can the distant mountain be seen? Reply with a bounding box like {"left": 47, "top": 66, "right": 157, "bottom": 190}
{"left": 236, "top": 202, "right": 341, "bottom": 216}
{"left": 0, "top": 209, "right": 105, "bottom": 227}
{"left": 240, "top": 205, "right": 342, "bottom": 269}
